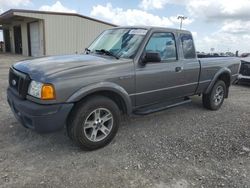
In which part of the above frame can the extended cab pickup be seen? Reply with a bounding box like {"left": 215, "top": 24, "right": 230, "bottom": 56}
{"left": 7, "top": 26, "right": 240, "bottom": 150}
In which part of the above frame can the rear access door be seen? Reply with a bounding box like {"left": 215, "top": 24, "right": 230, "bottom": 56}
{"left": 178, "top": 32, "right": 200, "bottom": 96}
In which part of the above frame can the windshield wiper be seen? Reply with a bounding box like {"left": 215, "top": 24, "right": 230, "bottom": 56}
{"left": 95, "top": 49, "right": 119, "bottom": 59}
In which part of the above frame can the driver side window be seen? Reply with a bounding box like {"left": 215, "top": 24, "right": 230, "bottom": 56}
{"left": 145, "top": 32, "right": 177, "bottom": 62}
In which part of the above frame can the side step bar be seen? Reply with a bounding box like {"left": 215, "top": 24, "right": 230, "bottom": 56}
{"left": 134, "top": 98, "right": 191, "bottom": 115}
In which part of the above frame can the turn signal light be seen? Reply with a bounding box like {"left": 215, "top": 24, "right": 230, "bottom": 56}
{"left": 41, "top": 84, "right": 56, "bottom": 100}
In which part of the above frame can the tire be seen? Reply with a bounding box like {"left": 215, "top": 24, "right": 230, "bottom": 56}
{"left": 202, "top": 80, "right": 226, "bottom": 110}
{"left": 67, "top": 95, "right": 120, "bottom": 150}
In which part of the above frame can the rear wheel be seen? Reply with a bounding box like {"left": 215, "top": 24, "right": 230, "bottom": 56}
{"left": 202, "top": 80, "right": 226, "bottom": 110}
{"left": 67, "top": 96, "right": 120, "bottom": 150}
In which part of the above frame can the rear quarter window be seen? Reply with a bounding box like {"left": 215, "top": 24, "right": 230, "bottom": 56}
{"left": 180, "top": 34, "right": 196, "bottom": 59}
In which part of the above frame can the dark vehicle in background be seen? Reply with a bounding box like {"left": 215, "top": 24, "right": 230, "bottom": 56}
{"left": 7, "top": 26, "right": 240, "bottom": 150}
{"left": 241, "top": 53, "right": 250, "bottom": 58}
{"left": 238, "top": 57, "right": 250, "bottom": 84}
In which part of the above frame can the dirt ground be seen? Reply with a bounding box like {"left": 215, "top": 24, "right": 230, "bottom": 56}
{"left": 0, "top": 53, "right": 250, "bottom": 188}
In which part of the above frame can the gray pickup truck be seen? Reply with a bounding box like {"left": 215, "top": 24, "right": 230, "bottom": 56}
{"left": 7, "top": 26, "right": 240, "bottom": 150}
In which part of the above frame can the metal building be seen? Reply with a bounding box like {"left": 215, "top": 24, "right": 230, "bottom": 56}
{"left": 0, "top": 9, "right": 116, "bottom": 57}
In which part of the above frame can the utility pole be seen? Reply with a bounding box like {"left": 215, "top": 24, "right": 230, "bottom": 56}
{"left": 177, "top": 16, "right": 187, "bottom": 30}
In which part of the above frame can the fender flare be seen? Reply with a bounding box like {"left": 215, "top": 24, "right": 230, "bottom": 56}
{"left": 66, "top": 82, "right": 132, "bottom": 114}
{"left": 205, "top": 67, "right": 231, "bottom": 94}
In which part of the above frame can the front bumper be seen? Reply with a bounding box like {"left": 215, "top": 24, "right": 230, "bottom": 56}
{"left": 238, "top": 74, "right": 250, "bottom": 84}
{"left": 238, "top": 74, "right": 250, "bottom": 80}
{"left": 7, "top": 88, "right": 74, "bottom": 133}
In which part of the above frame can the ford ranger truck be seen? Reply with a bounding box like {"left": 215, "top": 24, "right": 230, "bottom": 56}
{"left": 7, "top": 26, "right": 240, "bottom": 150}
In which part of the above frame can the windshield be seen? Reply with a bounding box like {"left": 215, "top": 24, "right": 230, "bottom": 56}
{"left": 88, "top": 28, "right": 148, "bottom": 59}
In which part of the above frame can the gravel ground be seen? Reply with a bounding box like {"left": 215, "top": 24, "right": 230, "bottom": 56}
{"left": 0, "top": 53, "right": 250, "bottom": 188}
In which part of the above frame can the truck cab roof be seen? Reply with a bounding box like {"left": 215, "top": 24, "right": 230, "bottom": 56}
{"left": 108, "top": 26, "right": 192, "bottom": 35}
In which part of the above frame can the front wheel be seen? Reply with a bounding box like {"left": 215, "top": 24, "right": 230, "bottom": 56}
{"left": 67, "top": 96, "right": 120, "bottom": 150}
{"left": 202, "top": 80, "right": 226, "bottom": 110}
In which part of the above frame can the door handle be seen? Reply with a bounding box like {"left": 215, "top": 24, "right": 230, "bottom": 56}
{"left": 175, "top": 66, "right": 183, "bottom": 72}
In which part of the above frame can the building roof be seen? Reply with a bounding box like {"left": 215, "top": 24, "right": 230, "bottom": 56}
{"left": 0, "top": 9, "right": 117, "bottom": 27}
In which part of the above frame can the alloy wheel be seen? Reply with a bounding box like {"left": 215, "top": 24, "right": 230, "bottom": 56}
{"left": 83, "top": 108, "right": 113, "bottom": 142}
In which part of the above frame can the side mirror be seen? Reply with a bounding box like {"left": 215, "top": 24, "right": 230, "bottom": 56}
{"left": 141, "top": 52, "right": 161, "bottom": 64}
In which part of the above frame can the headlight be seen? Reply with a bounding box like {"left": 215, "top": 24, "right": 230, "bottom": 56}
{"left": 28, "top": 81, "right": 43, "bottom": 98}
{"left": 28, "top": 80, "right": 56, "bottom": 100}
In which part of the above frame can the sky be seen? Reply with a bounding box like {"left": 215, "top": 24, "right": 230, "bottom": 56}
{"left": 0, "top": 0, "right": 250, "bottom": 53}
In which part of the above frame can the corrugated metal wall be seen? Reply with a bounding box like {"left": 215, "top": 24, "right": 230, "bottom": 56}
{"left": 14, "top": 12, "right": 114, "bottom": 56}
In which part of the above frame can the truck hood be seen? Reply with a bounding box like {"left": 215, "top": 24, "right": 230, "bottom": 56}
{"left": 13, "top": 54, "right": 114, "bottom": 79}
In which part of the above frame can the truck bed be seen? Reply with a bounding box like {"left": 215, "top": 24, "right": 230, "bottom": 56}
{"left": 196, "top": 57, "right": 240, "bottom": 94}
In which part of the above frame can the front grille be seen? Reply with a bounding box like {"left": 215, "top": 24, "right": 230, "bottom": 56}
{"left": 9, "top": 68, "right": 31, "bottom": 99}
{"left": 240, "top": 61, "right": 250, "bottom": 76}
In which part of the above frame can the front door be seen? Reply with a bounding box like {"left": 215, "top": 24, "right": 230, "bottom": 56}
{"left": 135, "top": 32, "right": 187, "bottom": 106}
{"left": 13, "top": 25, "right": 22, "bottom": 54}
